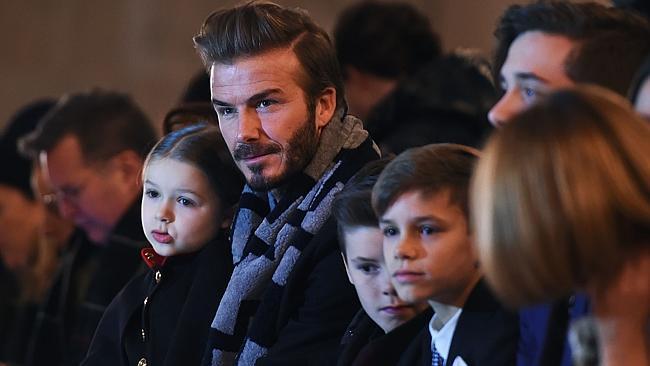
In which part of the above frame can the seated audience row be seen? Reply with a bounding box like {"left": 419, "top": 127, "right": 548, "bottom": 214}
{"left": 0, "top": 1, "right": 648, "bottom": 366}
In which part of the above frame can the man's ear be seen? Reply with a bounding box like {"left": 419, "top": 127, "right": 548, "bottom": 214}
{"left": 108, "top": 150, "right": 144, "bottom": 188}
{"left": 341, "top": 252, "right": 354, "bottom": 284}
{"left": 314, "top": 87, "right": 337, "bottom": 132}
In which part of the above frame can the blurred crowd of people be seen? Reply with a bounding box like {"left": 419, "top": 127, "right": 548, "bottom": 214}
{"left": 0, "top": 1, "right": 648, "bottom": 366}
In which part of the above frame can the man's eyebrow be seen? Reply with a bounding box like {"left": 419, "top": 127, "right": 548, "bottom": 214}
{"left": 514, "top": 72, "right": 549, "bottom": 83}
{"left": 212, "top": 88, "right": 283, "bottom": 107}
{"left": 212, "top": 99, "right": 232, "bottom": 107}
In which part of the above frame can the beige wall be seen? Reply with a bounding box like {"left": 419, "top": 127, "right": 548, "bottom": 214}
{"left": 0, "top": 0, "right": 605, "bottom": 131}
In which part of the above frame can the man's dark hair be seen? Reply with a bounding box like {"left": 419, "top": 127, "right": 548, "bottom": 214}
{"left": 372, "top": 144, "right": 479, "bottom": 219}
{"left": 21, "top": 90, "right": 157, "bottom": 163}
{"left": 0, "top": 99, "right": 56, "bottom": 200}
{"left": 334, "top": 1, "right": 441, "bottom": 79}
{"left": 332, "top": 158, "right": 391, "bottom": 256}
{"left": 493, "top": 1, "right": 650, "bottom": 96}
{"left": 193, "top": 1, "right": 346, "bottom": 115}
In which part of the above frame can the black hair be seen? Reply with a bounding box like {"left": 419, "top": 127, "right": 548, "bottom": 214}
{"left": 333, "top": 1, "right": 441, "bottom": 79}
{"left": 145, "top": 123, "right": 244, "bottom": 207}
{"left": 493, "top": 1, "right": 650, "bottom": 96}
{"left": 332, "top": 158, "right": 391, "bottom": 255}
{"left": 20, "top": 90, "right": 157, "bottom": 163}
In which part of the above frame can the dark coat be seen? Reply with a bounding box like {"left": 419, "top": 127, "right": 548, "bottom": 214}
{"left": 255, "top": 218, "right": 361, "bottom": 366}
{"left": 337, "top": 308, "right": 433, "bottom": 366}
{"left": 26, "top": 201, "right": 147, "bottom": 366}
{"left": 396, "top": 280, "right": 519, "bottom": 366}
{"left": 82, "top": 234, "right": 232, "bottom": 366}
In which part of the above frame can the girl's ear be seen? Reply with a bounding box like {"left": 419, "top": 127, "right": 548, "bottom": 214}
{"left": 341, "top": 252, "right": 354, "bottom": 284}
{"left": 219, "top": 204, "right": 236, "bottom": 230}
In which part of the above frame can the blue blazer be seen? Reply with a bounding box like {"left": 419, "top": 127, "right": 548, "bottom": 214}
{"left": 517, "top": 293, "right": 590, "bottom": 366}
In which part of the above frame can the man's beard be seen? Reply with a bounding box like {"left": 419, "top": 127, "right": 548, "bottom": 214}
{"left": 233, "top": 113, "right": 320, "bottom": 192}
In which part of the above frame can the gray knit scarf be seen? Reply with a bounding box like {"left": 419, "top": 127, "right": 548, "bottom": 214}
{"left": 202, "top": 113, "right": 379, "bottom": 365}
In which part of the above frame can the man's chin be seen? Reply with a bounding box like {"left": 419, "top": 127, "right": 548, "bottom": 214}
{"left": 247, "top": 174, "right": 283, "bottom": 192}
{"left": 84, "top": 226, "right": 110, "bottom": 245}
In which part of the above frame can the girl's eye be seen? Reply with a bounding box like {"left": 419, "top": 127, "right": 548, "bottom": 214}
{"left": 145, "top": 189, "right": 159, "bottom": 198}
{"left": 382, "top": 226, "right": 398, "bottom": 237}
{"left": 177, "top": 197, "right": 196, "bottom": 207}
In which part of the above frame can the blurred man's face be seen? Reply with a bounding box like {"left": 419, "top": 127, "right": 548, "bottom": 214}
{"left": 489, "top": 31, "right": 575, "bottom": 127}
{"left": 42, "top": 135, "right": 133, "bottom": 243}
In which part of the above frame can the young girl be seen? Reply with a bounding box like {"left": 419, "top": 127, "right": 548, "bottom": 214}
{"left": 82, "top": 123, "right": 244, "bottom": 366}
{"left": 472, "top": 86, "right": 650, "bottom": 366}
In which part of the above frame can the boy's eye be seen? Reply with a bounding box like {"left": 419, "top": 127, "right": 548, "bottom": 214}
{"left": 382, "top": 226, "right": 398, "bottom": 237}
{"left": 145, "top": 189, "right": 159, "bottom": 198}
{"left": 177, "top": 197, "right": 196, "bottom": 207}
{"left": 356, "top": 263, "right": 380, "bottom": 275}
{"left": 419, "top": 225, "right": 440, "bottom": 236}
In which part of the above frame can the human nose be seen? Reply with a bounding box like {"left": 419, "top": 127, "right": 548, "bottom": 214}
{"left": 155, "top": 201, "right": 174, "bottom": 223}
{"left": 488, "top": 91, "right": 522, "bottom": 128}
{"left": 236, "top": 108, "right": 262, "bottom": 142}
{"left": 392, "top": 235, "right": 418, "bottom": 261}
{"left": 380, "top": 271, "right": 399, "bottom": 297}
{"left": 56, "top": 196, "right": 78, "bottom": 219}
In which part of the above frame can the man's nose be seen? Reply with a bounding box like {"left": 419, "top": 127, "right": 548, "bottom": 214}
{"left": 488, "top": 91, "right": 522, "bottom": 128}
{"left": 236, "top": 109, "right": 262, "bottom": 142}
{"left": 57, "top": 197, "right": 78, "bottom": 219}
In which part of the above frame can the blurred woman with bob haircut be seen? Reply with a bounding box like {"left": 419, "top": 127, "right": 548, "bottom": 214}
{"left": 471, "top": 86, "right": 649, "bottom": 366}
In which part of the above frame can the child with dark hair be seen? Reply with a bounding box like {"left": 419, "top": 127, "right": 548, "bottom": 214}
{"left": 82, "top": 123, "right": 244, "bottom": 366}
{"left": 332, "top": 159, "right": 429, "bottom": 366}
{"left": 372, "top": 144, "right": 519, "bottom": 366}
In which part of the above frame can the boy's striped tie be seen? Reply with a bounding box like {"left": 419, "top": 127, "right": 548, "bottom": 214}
{"left": 432, "top": 344, "right": 444, "bottom": 366}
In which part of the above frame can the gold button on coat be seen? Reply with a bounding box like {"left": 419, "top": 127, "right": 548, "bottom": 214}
{"left": 137, "top": 358, "right": 147, "bottom": 366}
{"left": 155, "top": 271, "right": 162, "bottom": 283}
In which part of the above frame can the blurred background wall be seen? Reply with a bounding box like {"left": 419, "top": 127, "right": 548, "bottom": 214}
{"left": 0, "top": 0, "right": 607, "bottom": 130}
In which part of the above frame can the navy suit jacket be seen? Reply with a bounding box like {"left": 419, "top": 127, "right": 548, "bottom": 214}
{"left": 517, "top": 293, "right": 590, "bottom": 366}
{"left": 397, "top": 279, "right": 519, "bottom": 366}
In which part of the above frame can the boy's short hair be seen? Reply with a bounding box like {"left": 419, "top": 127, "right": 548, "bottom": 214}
{"left": 332, "top": 159, "right": 391, "bottom": 255}
{"left": 372, "top": 144, "right": 480, "bottom": 219}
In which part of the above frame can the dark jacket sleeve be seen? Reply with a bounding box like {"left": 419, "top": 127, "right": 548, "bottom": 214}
{"left": 258, "top": 218, "right": 361, "bottom": 366}
{"left": 81, "top": 273, "right": 147, "bottom": 366}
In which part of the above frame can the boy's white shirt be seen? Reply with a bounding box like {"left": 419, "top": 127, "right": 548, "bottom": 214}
{"left": 451, "top": 356, "right": 468, "bottom": 366}
{"left": 428, "top": 301, "right": 462, "bottom": 364}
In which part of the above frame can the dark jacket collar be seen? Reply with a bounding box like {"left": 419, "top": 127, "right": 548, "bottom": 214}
{"left": 108, "top": 198, "right": 146, "bottom": 249}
